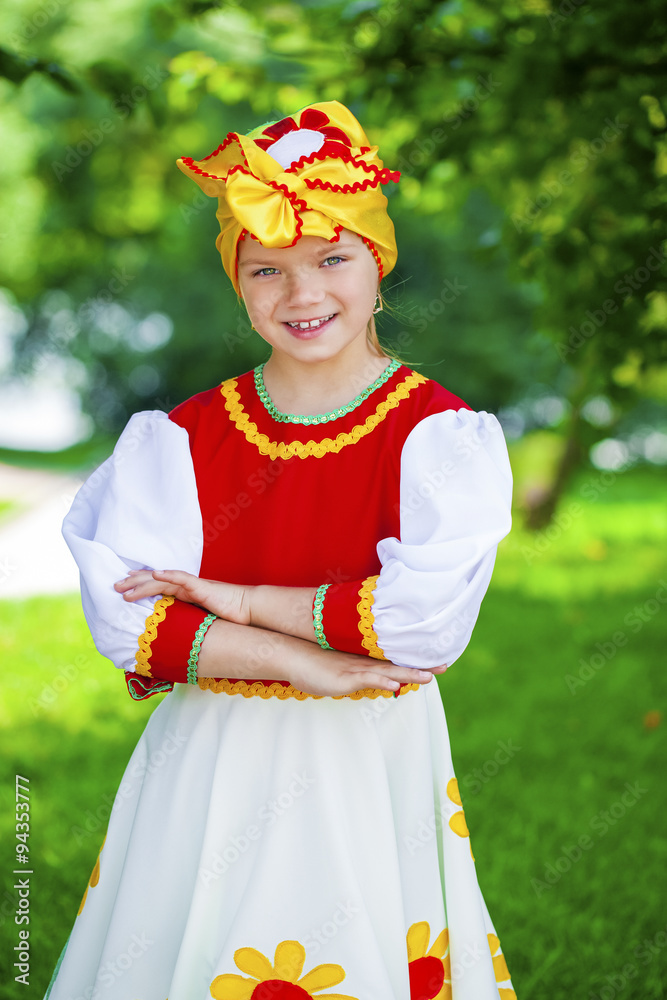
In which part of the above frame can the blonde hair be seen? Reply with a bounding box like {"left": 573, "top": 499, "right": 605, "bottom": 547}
{"left": 366, "top": 286, "right": 405, "bottom": 363}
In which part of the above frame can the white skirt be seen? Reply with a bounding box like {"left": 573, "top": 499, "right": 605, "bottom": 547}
{"left": 45, "top": 679, "right": 516, "bottom": 1000}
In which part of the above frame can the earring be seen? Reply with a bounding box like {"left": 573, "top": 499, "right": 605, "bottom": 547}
{"left": 373, "top": 291, "right": 384, "bottom": 314}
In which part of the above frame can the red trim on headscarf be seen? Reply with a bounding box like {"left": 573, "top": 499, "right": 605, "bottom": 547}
{"left": 362, "top": 236, "right": 384, "bottom": 280}
{"left": 260, "top": 177, "right": 309, "bottom": 246}
{"left": 199, "top": 133, "right": 239, "bottom": 161}
{"left": 181, "top": 138, "right": 399, "bottom": 197}
{"left": 180, "top": 133, "right": 252, "bottom": 180}
{"left": 329, "top": 224, "right": 344, "bottom": 242}
{"left": 286, "top": 147, "right": 400, "bottom": 184}
{"left": 180, "top": 159, "right": 250, "bottom": 185}
{"left": 235, "top": 228, "right": 249, "bottom": 288}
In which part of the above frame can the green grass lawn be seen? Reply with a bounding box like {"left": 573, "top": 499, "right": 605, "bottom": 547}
{"left": 0, "top": 465, "right": 665, "bottom": 998}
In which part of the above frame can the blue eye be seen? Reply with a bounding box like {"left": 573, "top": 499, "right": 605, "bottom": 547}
{"left": 251, "top": 256, "right": 345, "bottom": 277}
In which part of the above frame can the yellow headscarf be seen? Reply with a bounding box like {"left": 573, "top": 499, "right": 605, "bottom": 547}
{"left": 176, "top": 101, "right": 400, "bottom": 295}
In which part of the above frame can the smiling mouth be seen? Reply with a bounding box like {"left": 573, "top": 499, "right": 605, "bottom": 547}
{"left": 284, "top": 313, "right": 337, "bottom": 330}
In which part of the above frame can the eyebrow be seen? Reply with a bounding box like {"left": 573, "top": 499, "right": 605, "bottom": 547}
{"left": 239, "top": 242, "right": 360, "bottom": 267}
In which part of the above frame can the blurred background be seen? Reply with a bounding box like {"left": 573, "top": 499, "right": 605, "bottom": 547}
{"left": 0, "top": 0, "right": 666, "bottom": 996}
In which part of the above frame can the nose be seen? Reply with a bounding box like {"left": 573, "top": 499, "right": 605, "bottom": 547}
{"left": 283, "top": 265, "right": 326, "bottom": 311}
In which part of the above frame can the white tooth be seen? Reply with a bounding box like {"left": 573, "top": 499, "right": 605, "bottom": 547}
{"left": 299, "top": 322, "right": 309, "bottom": 329}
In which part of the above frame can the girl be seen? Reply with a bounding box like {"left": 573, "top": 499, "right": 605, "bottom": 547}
{"left": 45, "top": 101, "right": 516, "bottom": 999}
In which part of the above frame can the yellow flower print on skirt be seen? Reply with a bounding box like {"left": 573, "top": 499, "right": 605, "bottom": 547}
{"left": 209, "top": 938, "right": 359, "bottom": 999}
{"left": 488, "top": 933, "right": 517, "bottom": 999}
{"left": 406, "top": 921, "right": 451, "bottom": 1000}
{"left": 446, "top": 777, "right": 475, "bottom": 861}
{"left": 77, "top": 834, "right": 106, "bottom": 916}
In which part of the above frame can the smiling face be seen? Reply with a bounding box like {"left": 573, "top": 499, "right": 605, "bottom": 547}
{"left": 237, "top": 229, "right": 380, "bottom": 365}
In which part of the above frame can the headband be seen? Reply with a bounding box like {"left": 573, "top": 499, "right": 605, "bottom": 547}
{"left": 176, "top": 101, "right": 400, "bottom": 295}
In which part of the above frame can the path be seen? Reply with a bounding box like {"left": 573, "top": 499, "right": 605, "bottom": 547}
{"left": 0, "top": 463, "right": 85, "bottom": 599}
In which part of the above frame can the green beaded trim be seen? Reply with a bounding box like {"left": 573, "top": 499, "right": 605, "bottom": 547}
{"left": 312, "top": 583, "right": 333, "bottom": 650}
{"left": 253, "top": 358, "right": 401, "bottom": 425}
{"left": 187, "top": 612, "right": 217, "bottom": 684}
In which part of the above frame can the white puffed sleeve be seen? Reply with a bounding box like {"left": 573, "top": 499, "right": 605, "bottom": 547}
{"left": 370, "top": 409, "right": 512, "bottom": 669}
{"left": 62, "top": 411, "right": 203, "bottom": 672}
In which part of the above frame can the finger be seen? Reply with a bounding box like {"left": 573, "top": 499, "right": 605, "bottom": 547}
{"left": 114, "top": 572, "right": 154, "bottom": 591}
{"left": 390, "top": 667, "right": 435, "bottom": 685}
{"left": 151, "top": 569, "right": 193, "bottom": 581}
{"left": 121, "top": 581, "right": 174, "bottom": 602}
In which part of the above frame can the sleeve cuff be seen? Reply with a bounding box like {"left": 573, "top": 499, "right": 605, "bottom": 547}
{"left": 315, "top": 576, "right": 387, "bottom": 660}
{"left": 132, "top": 596, "right": 215, "bottom": 683}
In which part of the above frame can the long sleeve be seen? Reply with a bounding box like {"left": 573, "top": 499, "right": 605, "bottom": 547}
{"left": 62, "top": 410, "right": 209, "bottom": 698}
{"left": 316, "top": 409, "right": 512, "bottom": 668}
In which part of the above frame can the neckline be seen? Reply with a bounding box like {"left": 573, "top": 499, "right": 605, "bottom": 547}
{"left": 253, "top": 358, "right": 402, "bottom": 425}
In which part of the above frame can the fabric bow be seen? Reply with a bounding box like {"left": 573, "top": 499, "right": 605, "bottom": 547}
{"left": 176, "top": 101, "right": 400, "bottom": 294}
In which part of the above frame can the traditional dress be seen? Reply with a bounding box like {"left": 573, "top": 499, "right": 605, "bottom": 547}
{"left": 45, "top": 357, "right": 516, "bottom": 1000}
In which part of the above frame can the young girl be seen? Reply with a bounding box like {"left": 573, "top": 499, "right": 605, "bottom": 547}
{"left": 45, "top": 101, "right": 516, "bottom": 1000}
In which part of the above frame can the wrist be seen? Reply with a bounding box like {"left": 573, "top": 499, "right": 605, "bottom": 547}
{"left": 312, "top": 583, "right": 333, "bottom": 650}
{"left": 187, "top": 611, "right": 218, "bottom": 683}
{"left": 244, "top": 583, "right": 262, "bottom": 628}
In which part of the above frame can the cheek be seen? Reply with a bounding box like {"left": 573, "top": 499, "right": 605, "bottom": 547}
{"left": 337, "top": 271, "right": 377, "bottom": 310}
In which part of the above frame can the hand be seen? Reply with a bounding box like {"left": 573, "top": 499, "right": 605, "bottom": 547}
{"left": 113, "top": 569, "right": 250, "bottom": 625}
{"left": 284, "top": 642, "right": 448, "bottom": 698}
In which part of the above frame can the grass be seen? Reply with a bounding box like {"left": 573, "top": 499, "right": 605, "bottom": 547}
{"left": 0, "top": 465, "right": 666, "bottom": 998}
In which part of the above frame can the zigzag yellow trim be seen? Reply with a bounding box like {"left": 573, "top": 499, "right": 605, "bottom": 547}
{"left": 219, "top": 371, "right": 428, "bottom": 459}
{"left": 356, "top": 574, "right": 387, "bottom": 660}
{"left": 134, "top": 595, "right": 175, "bottom": 677}
{"left": 196, "top": 676, "right": 420, "bottom": 700}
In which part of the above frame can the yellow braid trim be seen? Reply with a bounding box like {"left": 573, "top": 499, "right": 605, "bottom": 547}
{"left": 220, "top": 371, "right": 428, "bottom": 460}
{"left": 134, "top": 595, "right": 175, "bottom": 677}
{"left": 356, "top": 574, "right": 387, "bottom": 660}
{"left": 196, "top": 676, "right": 420, "bottom": 700}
